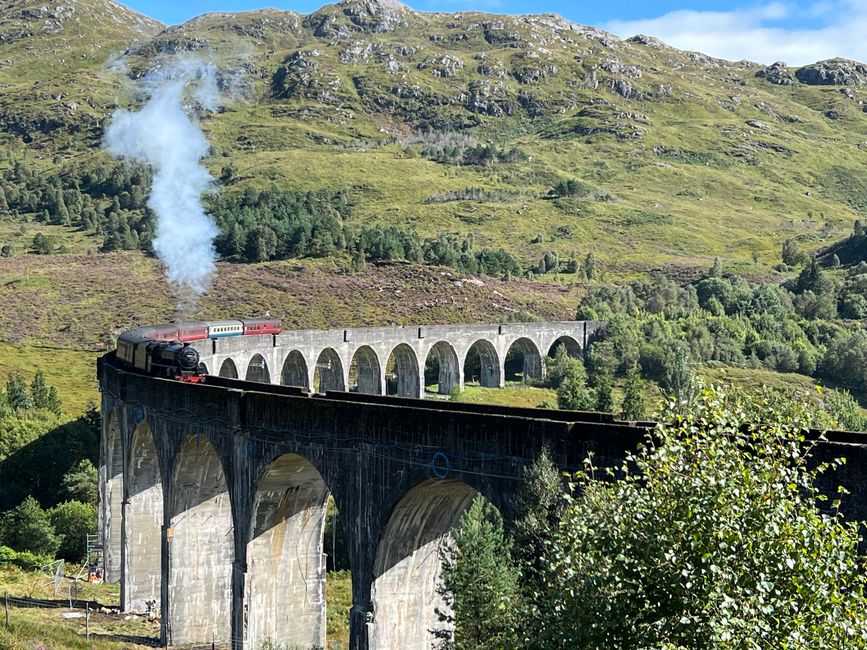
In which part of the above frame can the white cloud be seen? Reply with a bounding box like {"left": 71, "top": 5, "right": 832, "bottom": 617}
{"left": 605, "top": 1, "right": 867, "bottom": 65}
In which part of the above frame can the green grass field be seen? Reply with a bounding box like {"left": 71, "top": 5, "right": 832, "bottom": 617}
{"left": 0, "top": 344, "right": 100, "bottom": 414}
{"left": 0, "top": 565, "right": 157, "bottom": 650}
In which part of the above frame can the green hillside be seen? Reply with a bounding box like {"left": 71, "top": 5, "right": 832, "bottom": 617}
{"left": 1, "top": 0, "right": 866, "bottom": 275}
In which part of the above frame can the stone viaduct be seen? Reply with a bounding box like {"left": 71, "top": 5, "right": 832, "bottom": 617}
{"left": 98, "top": 321, "right": 867, "bottom": 650}
{"left": 188, "top": 320, "right": 605, "bottom": 397}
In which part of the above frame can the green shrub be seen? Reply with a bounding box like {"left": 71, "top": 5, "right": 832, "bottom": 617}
{"left": 0, "top": 545, "right": 52, "bottom": 571}
{"left": 540, "top": 386, "right": 867, "bottom": 647}
{"left": 48, "top": 501, "right": 96, "bottom": 564}
{"left": 0, "top": 496, "right": 59, "bottom": 557}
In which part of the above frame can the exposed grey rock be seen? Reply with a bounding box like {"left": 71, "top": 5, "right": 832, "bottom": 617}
{"left": 795, "top": 58, "right": 867, "bottom": 85}
{"left": 465, "top": 79, "right": 510, "bottom": 116}
{"left": 304, "top": 12, "right": 352, "bottom": 40}
{"left": 482, "top": 21, "right": 523, "bottom": 45}
{"left": 609, "top": 79, "right": 633, "bottom": 99}
{"left": 418, "top": 55, "right": 464, "bottom": 78}
{"left": 626, "top": 34, "right": 666, "bottom": 48}
{"left": 755, "top": 61, "right": 794, "bottom": 85}
{"left": 339, "top": 0, "right": 410, "bottom": 32}
{"left": 339, "top": 41, "right": 374, "bottom": 64}
{"left": 746, "top": 119, "right": 769, "bottom": 130}
{"left": 384, "top": 58, "right": 401, "bottom": 74}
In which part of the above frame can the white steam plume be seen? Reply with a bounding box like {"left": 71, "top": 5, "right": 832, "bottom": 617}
{"left": 104, "top": 59, "right": 220, "bottom": 298}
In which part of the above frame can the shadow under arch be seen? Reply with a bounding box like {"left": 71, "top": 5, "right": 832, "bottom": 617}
{"left": 349, "top": 345, "right": 382, "bottom": 395}
{"left": 370, "top": 479, "right": 481, "bottom": 649}
{"left": 245, "top": 453, "right": 331, "bottom": 649}
{"left": 424, "top": 341, "right": 460, "bottom": 395}
{"left": 547, "top": 335, "right": 582, "bottom": 359}
{"left": 103, "top": 409, "right": 123, "bottom": 584}
{"left": 386, "top": 343, "right": 420, "bottom": 398}
{"left": 218, "top": 358, "right": 238, "bottom": 379}
{"left": 314, "top": 348, "right": 344, "bottom": 393}
{"left": 124, "top": 421, "right": 163, "bottom": 613}
{"left": 246, "top": 354, "right": 271, "bottom": 383}
{"left": 196, "top": 362, "right": 209, "bottom": 375}
{"left": 462, "top": 339, "right": 500, "bottom": 388}
{"left": 281, "top": 350, "right": 309, "bottom": 388}
{"left": 168, "top": 435, "right": 233, "bottom": 646}
{"left": 504, "top": 337, "right": 543, "bottom": 383}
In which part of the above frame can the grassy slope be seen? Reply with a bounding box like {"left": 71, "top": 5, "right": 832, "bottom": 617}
{"left": 0, "top": 566, "right": 157, "bottom": 649}
{"left": 0, "top": 344, "right": 100, "bottom": 413}
{"left": 1, "top": 1, "right": 866, "bottom": 274}
{"left": 0, "top": 252, "right": 580, "bottom": 350}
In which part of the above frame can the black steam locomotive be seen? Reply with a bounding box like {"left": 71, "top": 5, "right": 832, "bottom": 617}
{"left": 114, "top": 319, "right": 282, "bottom": 382}
{"left": 115, "top": 329, "right": 204, "bottom": 382}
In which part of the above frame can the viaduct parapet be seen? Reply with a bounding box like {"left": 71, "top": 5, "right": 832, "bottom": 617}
{"left": 190, "top": 320, "right": 605, "bottom": 397}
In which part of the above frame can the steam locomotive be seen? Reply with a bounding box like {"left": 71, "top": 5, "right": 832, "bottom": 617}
{"left": 115, "top": 318, "right": 282, "bottom": 382}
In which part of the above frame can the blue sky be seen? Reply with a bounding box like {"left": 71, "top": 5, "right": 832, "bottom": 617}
{"left": 120, "top": 1, "right": 867, "bottom": 65}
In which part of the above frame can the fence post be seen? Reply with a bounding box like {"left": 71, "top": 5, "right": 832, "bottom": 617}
{"left": 4, "top": 590, "right": 8, "bottom": 629}
{"left": 85, "top": 603, "right": 90, "bottom": 641}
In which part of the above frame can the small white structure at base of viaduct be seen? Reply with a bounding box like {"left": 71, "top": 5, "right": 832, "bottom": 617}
{"left": 191, "top": 320, "right": 604, "bottom": 397}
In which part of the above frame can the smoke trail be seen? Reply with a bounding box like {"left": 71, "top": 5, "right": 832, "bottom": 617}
{"left": 104, "top": 60, "right": 220, "bottom": 299}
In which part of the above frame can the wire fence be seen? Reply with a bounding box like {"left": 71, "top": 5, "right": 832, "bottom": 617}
{"left": 2, "top": 589, "right": 161, "bottom": 647}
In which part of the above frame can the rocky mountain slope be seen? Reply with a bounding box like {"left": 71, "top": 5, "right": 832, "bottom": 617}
{"left": 3, "top": 0, "right": 867, "bottom": 272}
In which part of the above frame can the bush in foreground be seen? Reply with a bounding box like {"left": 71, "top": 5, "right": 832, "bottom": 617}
{"left": 541, "top": 387, "right": 867, "bottom": 648}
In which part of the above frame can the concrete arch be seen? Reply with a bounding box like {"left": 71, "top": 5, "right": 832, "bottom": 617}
{"left": 168, "top": 435, "right": 233, "bottom": 646}
{"left": 281, "top": 350, "right": 309, "bottom": 388}
{"left": 350, "top": 345, "right": 382, "bottom": 395}
{"left": 219, "top": 358, "right": 238, "bottom": 379}
{"left": 504, "top": 337, "right": 543, "bottom": 383}
{"left": 386, "top": 344, "right": 421, "bottom": 398}
{"left": 197, "top": 362, "right": 209, "bottom": 375}
{"left": 124, "top": 421, "right": 163, "bottom": 613}
{"left": 424, "top": 341, "right": 461, "bottom": 395}
{"left": 370, "top": 479, "right": 479, "bottom": 649}
{"left": 463, "top": 339, "right": 501, "bottom": 388}
{"left": 246, "top": 453, "right": 330, "bottom": 649}
{"left": 103, "top": 410, "right": 123, "bottom": 584}
{"left": 314, "top": 348, "right": 345, "bottom": 393}
{"left": 246, "top": 354, "right": 271, "bottom": 383}
{"left": 547, "top": 335, "right": 582, "bottom": 359}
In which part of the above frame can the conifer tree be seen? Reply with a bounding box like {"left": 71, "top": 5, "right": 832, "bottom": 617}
{"left": 620, "top": 364, "right": 646, "bottom": 421}
{"left": 436, "top": 496, "right": 520, "bottom": 650}
{"left": 584, "top": 252, "right": 597, "bottom": 280}
{"left": 5, "top": 374, "right": 31, "bottom": 411}
{"left": 29, "top": 370, "right": 49, "bottom": 409}
{"left": 45, "top": 386, "right": 61, "bottom": 415}
{"left": 557, "top": 362, "right": 595, "bottom": 410}
{"left": 594, "top": 372, "right": 615, "bottom": 412}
